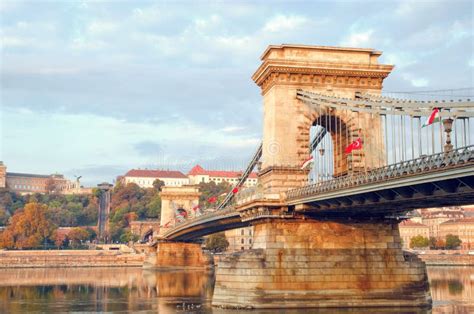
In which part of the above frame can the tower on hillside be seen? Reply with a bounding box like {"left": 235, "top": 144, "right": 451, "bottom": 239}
{"left": 0, "top": 162, "right": 6, "bottom": 188}
{"left": 97, "top": 182, "right": 113, "bottom": 243}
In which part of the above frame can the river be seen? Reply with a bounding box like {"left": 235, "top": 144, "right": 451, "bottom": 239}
{"left": 0, "top": 266, "right": 472, "bottom": 313}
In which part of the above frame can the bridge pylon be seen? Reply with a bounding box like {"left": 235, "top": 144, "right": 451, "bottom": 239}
{"left": 213, "top": 45, "right": 432, "bottom": 309}
{"left": 144, "top": 185, "right": 213, "bottom": 269}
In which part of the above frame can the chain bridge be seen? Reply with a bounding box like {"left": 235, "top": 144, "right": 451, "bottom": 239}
{"left": 147, "top": 44, "right": 474, "bottom": 309}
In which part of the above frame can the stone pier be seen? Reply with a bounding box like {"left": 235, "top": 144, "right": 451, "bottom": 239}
{"left": 212, "top": 219, "right": 431, "bottom": 309}
{"left": 144, "top": 242, "right": 213, "bottom": 269}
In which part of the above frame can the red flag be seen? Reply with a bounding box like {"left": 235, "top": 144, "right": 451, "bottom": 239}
{"left": 163, "top": 220, "right": 172, "bottom": 228}
{"left": 208, "top": 196, "right": 217, "bottom": 203}
{"left": 192, "top": 205, "right": 200, "bottom": 211}
{"left": 345, "top": 138, "right": 362, "bottom": 154}
{"left": 232, "top": 187, "right": 239, "bottom": 194}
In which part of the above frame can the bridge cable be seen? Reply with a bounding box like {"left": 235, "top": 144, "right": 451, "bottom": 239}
{"left": 215, "top": 142, "right": 263, "bottom": 210}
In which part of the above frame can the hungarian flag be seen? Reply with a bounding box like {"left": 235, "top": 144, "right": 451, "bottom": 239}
{"left": 345, "top": 138, "right": 362, "bottom": 154}
{"left": 208, "top": 196, "right": 217, "bottom": 203}
{"left": 301, "top": 156, "right": 314, "bottom": 170}
{"left": 422, "top": 108, "right": 441, "bottom": 127}
{"left": 232, "top": 187, "right": 239, "bottom": 194}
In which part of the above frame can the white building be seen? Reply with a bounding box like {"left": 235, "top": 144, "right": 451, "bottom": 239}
{"left": 187, "top": 165, "right": 258, "bottom": 187}
{"left": 123, "top": 169, "right": 189, "bottom": 188}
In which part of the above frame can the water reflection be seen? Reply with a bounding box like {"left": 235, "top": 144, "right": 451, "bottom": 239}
{"left": 0, "top": 266, "right": 472, "bottom": 313}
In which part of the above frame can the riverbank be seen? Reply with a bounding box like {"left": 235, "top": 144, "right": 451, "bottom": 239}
{"left": 0, "top": 250, "right": 144, "bottom": 268}
{"left": 416, "top": 251, "right": 474, "bottom": 266}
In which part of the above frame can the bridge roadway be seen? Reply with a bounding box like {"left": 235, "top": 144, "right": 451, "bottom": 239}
{"left": 162, "top": 145, "right": 474, "bottom": 241}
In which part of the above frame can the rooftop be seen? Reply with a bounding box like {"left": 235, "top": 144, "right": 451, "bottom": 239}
{"left": 440, "top": 217, "right": 474, "bottom": 225}
{"left": 6, "top": 172, "right": 51, "bottom": 179}
{"left": 125, "top": 169, "right": 188, "bottom": 179}
{"left": 188, "top": 164, "right": 258, "bottom": 178}
{"left": 400, "top": 220, "right": 428, "bottom": 227}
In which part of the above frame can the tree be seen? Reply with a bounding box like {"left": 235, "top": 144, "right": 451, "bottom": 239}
{"left": 205, "top": 232, "right": 229, "bottom": 253}
{"left": 119, "top": 230, "right": 139, "bottom": 243}
{"left": 409, "top": 235, "right": 429, "bottom": 249}
{"left": 67, "top": 227, "right": 90, "bottom": 249}
{"left": 53, "top": 230, "right": 68, "bottom": 249}
{"left": 0, "top": 203, "right": 57, "bottom": 249}
{"left": 445, "top": 234, "right": 462, "bottom": 249}
{"left": 152, "top": 179, "right": 165, "bottom": 191}
{"left": 198, "top": 181, "right": 231, "bottom": 207}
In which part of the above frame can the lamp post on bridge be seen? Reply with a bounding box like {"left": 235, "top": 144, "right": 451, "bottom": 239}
{"left": 443, "top": 118, "right": 454, "bottom": 152}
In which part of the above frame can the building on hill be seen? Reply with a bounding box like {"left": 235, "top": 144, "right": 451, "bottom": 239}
{"left": 399, "top": 220, "right": 430, "bottom": 249}
{"left": 0, "top": 162, "right": 6, "bottom": 188}
{"left": 122, "top": 169, "right": 189, "bottom": 188}
{"left": 187, "top": 164, "right": 258, "bottom": 187}
{"left": 439, "top": 218, "right": 474, "bottom": 250}
{"left": 0, "top": 162, "right": 89, "bottom": 195}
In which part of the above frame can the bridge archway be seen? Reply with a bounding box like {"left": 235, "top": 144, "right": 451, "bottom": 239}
{"left": 307, "top": 113, "right": 350, "bottom": 180}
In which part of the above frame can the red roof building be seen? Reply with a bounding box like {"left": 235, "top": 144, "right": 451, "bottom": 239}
{"left": 123, "top": 169, "right": 189, "bottom": 188}
{"left": 188, "top": 164, "right": 258, "bottom": 187}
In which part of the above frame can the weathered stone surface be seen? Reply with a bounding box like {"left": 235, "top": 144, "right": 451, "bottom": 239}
{"left": 0, "top": 250, "right": 144, "bottom": 268}
{"left": 212, "top": 220, "right": 431, "bottom": 309}
{"left": 144, "top": 242, "right": 213, "bottom": 269}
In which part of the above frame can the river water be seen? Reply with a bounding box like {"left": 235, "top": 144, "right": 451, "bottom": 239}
{"left": 0, "top": 266, "right": 472, "bottom": 313}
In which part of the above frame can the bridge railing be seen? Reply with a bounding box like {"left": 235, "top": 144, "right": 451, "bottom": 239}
{"left": 162, "top": 206, "right": 237, "bottom": 237}
{"left": 287, "top": 145, "right": 474, "bottom": 201}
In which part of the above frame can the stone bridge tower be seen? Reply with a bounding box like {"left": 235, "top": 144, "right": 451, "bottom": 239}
{"left": 159, "top": 186, "right": 201, "bottom": 237}
{"left": 252, "top": 45, "right": 393, "bottom": 195}
{"left": 213, "top": 45, "right": 431, "bottom": 309}
{"left": 145, "top": 185, "right": 212, "bottom": 269}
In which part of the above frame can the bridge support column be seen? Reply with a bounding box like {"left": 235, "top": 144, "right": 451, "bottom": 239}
{"left": 143, "top": 242, "right": 213, "bottom": 269}
{"left": 213, "top": 219, "right": 431, "bottom": 309}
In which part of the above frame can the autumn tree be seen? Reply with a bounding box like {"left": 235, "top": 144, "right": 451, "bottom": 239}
{"left": 67, "top": 227, "right": 90, "bottom": 248}
{"left": 205, "top": 232, "right": 229, "bottom": 253}
{"left": 0, "top": 203, "right": 57, "bottom": 249}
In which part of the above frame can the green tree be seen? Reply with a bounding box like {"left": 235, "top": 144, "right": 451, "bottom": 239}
{"left": 119, "top": 230, "right": 139, "bottom": 243}
{"left": 152, "top": 179, "right": 165, "bottom": 191}
{"left": 445, "top": 234, "right": 462, "bottom": 249}
{"left": 409, "top": 235, "right": 429, "bottom": 249}
{"left": 198, "top": 181, "right": 231, "bottom": 207}
{"left": 205, "top": 232, "right": 229, "bottom": 253}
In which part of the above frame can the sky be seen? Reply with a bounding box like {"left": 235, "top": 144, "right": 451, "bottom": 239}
{"left": 1, "top": 0, "right": 473, "bottom": 186}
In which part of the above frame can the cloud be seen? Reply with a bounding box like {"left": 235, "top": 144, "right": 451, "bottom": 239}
{"left": 1, "top": 0, "right": 472, "bottom": 184}
{"left": 263, "top": 14, "right": 308, "bottom": 32}
{"left": 134, "top": 140, "right": 162, "bottom": 156}
{"left": 220, "top": 126, "right": 246, "bottom": 133}
{"left": 341, "top": 29, "right": 374, "bottom": 47}
{"left": 410, "top": 78, "right": 429, "bottom": 88}
{"left": 0, "top": 36, "right": 32, "bottom": 47}
{"left": 87, "top": 21, "right": 118, "bottom": 35}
